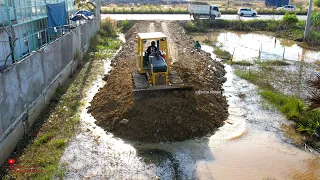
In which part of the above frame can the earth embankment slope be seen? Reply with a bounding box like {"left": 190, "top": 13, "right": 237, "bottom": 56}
{"left": 88, "top": 21, "right": 228, "bottom": 142}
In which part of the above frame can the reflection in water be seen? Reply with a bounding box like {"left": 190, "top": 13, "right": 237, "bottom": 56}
{"left": 194, "top": 32, "right": 320, "bottom": 62}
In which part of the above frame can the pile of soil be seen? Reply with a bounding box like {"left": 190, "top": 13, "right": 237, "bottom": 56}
{"left": 88, "top": 21, "right": 228, "bottom": 143}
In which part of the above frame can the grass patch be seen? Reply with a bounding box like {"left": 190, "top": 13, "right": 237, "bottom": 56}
{"left": 234, "top": 66, "right": 320, "bottom": 144}
{"left": 260, "top": 90, "right": 320, "bottom": 138}
{"left": 102, "top": 5, "right": 188, "bottom": 14}
{"left": 118, "top": 20, "right": 136, "bottom": 33}
{"left": 234, "top": 69, "right": 259, "bottom": 82}
{"left": 101, "top": 5, "right": 309, "bottom": 15}
{"left": 255, "top": 60, "right": 290, "bottom": 66}
{"left": 0, "top": 18, "right": 121, "bottom": 179}
{"left": 35, "top": 133, "right": 54, "bottom": 146}
{"left": 229, "top": 61, "right": 253, "bottom": 66}
{"left": 213, "top": 47, "right": 232, "bottom": 60}
{"left": 53, "top": 139, "right": 66, "bottom": 149}
{"left": 234, "top": 69, "right": 274, "bottom": 90}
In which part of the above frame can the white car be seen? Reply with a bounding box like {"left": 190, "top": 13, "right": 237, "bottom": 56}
{"left": 237, "top": 8, "right": 258, "bottom": 17}
{"left": 276, "top": 5, "right": 296, "bottom": 11}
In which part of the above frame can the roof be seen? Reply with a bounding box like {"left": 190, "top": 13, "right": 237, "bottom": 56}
{"left": 138, "top": 32, "right": 167, "bottom": 39}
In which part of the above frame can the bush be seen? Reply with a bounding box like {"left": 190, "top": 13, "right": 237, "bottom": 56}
{"left": 311, "top": 12, "right": 320, "bottom": 27}
{"left": 282, "top": 12, "right": 299, "bottom": 25}
{"left": 100, "top": 18, "right": 117, "bottom": 37}
{"left": 306, "top": 30, "right": 320, "bottom": 46}
{"left": 119, "top": 20, "right": 135, "bottom": 33}
{"left": 315, "top": 0, "right": 320, "bottom": 7}
{"left": 260, "top": 90, "right": 320, "bottom": 137}
{"left": 183, "top": 21, "right": 206, "bottom": 32}
{"left": 213, "top": 47, "right": 232, "bottom": 60}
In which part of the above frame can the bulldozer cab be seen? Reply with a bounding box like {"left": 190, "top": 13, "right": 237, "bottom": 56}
{"left": 133, "top": 32, "right": 192, "bottom": 100}
{"left": 137, "top": 32, "right": 170, "bottom": 85}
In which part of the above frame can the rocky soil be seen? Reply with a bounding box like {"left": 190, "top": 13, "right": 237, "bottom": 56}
{"left": 88, "top": 21, "right": 228, "bottom": 143}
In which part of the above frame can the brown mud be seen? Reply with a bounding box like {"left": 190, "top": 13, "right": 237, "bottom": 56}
{"left": 88, "top": 21, "right": 228, "bottom": 143}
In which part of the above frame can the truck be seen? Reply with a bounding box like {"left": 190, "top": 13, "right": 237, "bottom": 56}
{"left": 188, "top": 2, "right": 221, "bottom": 20}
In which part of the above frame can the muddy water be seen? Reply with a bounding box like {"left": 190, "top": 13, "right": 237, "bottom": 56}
{"left": 195, "top": 32, "right": 320, "bottom": 63}
{"left": 61, "top": 34, "right": 320, "bottom": 179}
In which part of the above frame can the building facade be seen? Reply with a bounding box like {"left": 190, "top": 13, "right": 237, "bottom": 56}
{"left": 0, "top": 0, "right": 75, "bottom": 67}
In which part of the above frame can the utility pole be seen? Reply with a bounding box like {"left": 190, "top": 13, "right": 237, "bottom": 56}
{"left": 304, "top": 0, "right": 313, "bottom": 40}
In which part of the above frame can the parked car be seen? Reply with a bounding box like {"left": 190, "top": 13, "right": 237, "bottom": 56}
{"left": 237, "top": 8, "right": 258, "bottom": 17}
{"left": 75, "top": 10, "right": 94, "bottom": 19}
{"left": 276, "top": 5, "right": 296, "bottom": 11}
{"left": 188, "top": 3, "right": 221, "bottom": 20}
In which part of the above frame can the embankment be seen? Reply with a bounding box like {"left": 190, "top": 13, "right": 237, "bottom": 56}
{"left": 0, "top": 19, "right": 100, "bottom": 166}
{"left": 88, "top": 21, "right": 229, "bottom": 143}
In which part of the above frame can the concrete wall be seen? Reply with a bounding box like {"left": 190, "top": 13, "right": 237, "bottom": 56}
{"left": 0, "top": 19, "right": 100, "bottom": 166}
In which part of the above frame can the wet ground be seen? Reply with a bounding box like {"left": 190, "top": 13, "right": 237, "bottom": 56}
{"left": 195, "top": 31, "right": 320, "bottom": 63}
{"left": 60, "top": 31, "right": 320, "bottom": 179}
{"left": 103, "top": 14, "right": 307, "bottom": 21}
{"left": 197, "top": 31, "right": 319, "bottom": 100}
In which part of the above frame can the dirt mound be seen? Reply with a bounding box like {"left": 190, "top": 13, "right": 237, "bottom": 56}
{"left": 88, "top": 21, "right": 228, "bottom": 143}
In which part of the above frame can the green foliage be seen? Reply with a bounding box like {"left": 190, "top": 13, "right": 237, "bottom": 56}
{"left": 213, "top": 47, "right": 232, "bottom": 60}
{"left": 102, "top": 6, "right": 187, "bottom": 14}
{"left": 282, "top": 12, "right": 299, "bottom": 25}
{"left": 35, "top": 133, "right": 54, "bottom": 146}
{"left": 260, "top": 90, "right": 320, "bottom": 136}
{"left": 234, "top": 69, "right": 273, "bottom": 90}
{"left": 53, "top": 139, "right": 66, "bottom": 148}
{"left": 306, "top": 30, "right": 320, "bottom": 46}
{"left": 74, "top": 0, "right": 96, "bottom": 11}
{"left": 229, "top": 61, "right": 254, "bottom": 66}
{"left": 101, "top": 5, "right": 308, "bottom": 15}
{"left": 181, "top": 18, "right": 320, "bottom": 46}
{"left": 87, "top": 19, "right": 122, "bottom": 60}
{"left": 234, "top": 70, "right": 259, "bottom": 82}
{"left": 255, "top": 60, "right": 290, "bottom": 66}
{"left": 315, "top": 0, "right": 320, "bottom": 7}
{"left": 100, "top": 18, "right": 117, "bottom": 37}
{"left": 311, "top": 12, "right": 320, "bottom": 27}
{"left": 183, "top": 21, "right": 207, "bottom": 32}
{"left": 0, "top": 16, "right": 123, "bottom": 179}
{"left": 119, "top": 20, "right": 135, "bottom": 33}
{"left": 260, "top": 90, "right": 304, "bottom": 120}
{"left": 183, "top": 19, "right": 281, "bottom": 32}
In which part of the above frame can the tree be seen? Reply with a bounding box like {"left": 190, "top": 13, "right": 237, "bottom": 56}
{"left": 74, "top": 0, "right": 96, "bottom": 11}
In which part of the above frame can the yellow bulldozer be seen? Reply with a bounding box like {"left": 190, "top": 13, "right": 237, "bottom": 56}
{"left": 132, "top": 32, "right": 192, "bottom": 99}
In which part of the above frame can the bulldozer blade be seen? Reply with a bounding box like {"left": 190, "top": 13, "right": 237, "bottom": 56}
{"left": 133, "top": 85, "right": 193, "bottom": 100}
{"left": 132, "top": 70, "right": 193, "bottom": 100}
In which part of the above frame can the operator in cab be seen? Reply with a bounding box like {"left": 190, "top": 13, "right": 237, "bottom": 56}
{"left": 146, "top": 41, "right": 157, "bottom": 55}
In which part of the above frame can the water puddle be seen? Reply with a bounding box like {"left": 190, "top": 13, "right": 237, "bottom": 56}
{"left": 194, "top": 32, "right": 320, "bottom": 63}
{"left": 61, "top": 33, "right": 320, "bottom": 179}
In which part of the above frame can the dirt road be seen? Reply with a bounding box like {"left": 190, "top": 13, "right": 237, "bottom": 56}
{"left": 88, "top": 21, "right": 228, "bottom": 143}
